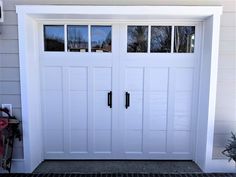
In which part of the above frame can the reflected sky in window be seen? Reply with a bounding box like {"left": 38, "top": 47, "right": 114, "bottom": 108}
{"left": 44, "top": 25, "right": 64, "bottom": 51}
{"left": 67, "top": 25, "right": 88, "bottom": 52}
{"left": 91, "top": 26, "right": 112, "bottom": 52}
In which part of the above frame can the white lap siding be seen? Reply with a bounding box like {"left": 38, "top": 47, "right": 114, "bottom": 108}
{"left": 213, "top": 0, "right": 236, "bottom": 159}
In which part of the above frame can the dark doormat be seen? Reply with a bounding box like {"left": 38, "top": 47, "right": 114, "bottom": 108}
{"left": 33, "top": 160, "right": 202, "bottom": 173}
{"left": 0, "top": 173, "right": 235, "bottom": 177}
{"left": 1, "top": 173, "right": 236, "bottom": 177}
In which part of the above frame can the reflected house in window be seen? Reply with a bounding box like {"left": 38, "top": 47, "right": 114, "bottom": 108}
{"left": 91, "top": 26, "right": 112, "bottom": 52}
{"left": 67, "top": 25, "right": 88, "bottom": 52}
{"left": 174, "top": 26, "right": 195, "bottom": 53}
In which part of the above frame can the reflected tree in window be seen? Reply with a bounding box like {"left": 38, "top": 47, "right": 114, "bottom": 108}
{"left": 174, "top": 26, "right": 195, "bottom": 53}
{"left": 127, "top": 26, "right": 148, "bottom": 53}
{"left": 151, "top": 26, "right": 171, "bottom": 53}
{"left": 44, "top": 25, "right": 64, "bottom": 51}
{"left": 67, "top": 25, "right": 88, "bottom": 52}
{"left": 91, "top": 26, "right": 112, "bottom": 52}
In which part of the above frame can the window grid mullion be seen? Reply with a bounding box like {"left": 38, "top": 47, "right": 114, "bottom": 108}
{"left": 171, "top": 25, "right": 175, "bottom": 53}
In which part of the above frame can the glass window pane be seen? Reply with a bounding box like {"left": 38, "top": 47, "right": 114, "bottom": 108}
{"left": 67, "top": 25, "right": 88, "bottom": 52}
{"left": 127, "top": 26, "right": 148, "bottom": 53}
{"left": 44, "top": 25, "right": 64, "bottom": 51}
{"left": 174, "top": 26, "right": 195, "bottom": 53}
{"left": 151, "top": 26, "right": 171, "bottom": 53}
{"left": 91, "top": 26, "right": 112, "bottom": 52}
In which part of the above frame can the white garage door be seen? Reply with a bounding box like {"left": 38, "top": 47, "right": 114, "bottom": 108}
{"left": 40, "top": 22, "right": 201, "bottom": 159}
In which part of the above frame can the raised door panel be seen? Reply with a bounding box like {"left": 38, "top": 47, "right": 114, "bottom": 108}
{"left": 93, "top": 67, "right": 112, "bottom": 153}
{"left": 124, "top": 68, "right": 144, "bottom": 153}
{"left": 148, "top": 68, "right": 169, "bottom": 154}
{"left": 68, "top": 67, "right": 88, "bottom": 153}
{"left": 42, "top": 67, "right": 64, "bottom": 154}
{"left": 172, "top": 68, "right": 194, "bottom": 154}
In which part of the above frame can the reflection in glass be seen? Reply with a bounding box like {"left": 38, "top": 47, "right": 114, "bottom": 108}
{"left": 127, "top": 26, "right": 148, "bottom": 53}
{"left": 174, "top": 26, "right": 195, "bottom": 53}
{"left": 151, "top": 26, "right": 171, "bottom": 53}
{"left": 67, "top": 25, "right": 88, "bottom": 52}
{"left": 91, "top": 26, "right": 112, "bottom": 52}
{"left": 44, "top": 25, "right": 64, "bottom": 51}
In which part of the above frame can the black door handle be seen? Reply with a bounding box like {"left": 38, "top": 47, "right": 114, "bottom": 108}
{"left": 108, "top": 91, "right": 112, "bottom": 108}
{"left": 125, "top": 92, "right": 130, "bottom": 109}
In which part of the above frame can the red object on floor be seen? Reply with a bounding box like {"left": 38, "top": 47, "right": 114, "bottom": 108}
{"left": 0, "top": 119, "right": 8, "bottom": 156}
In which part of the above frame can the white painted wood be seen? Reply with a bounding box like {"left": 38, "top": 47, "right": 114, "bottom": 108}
{"left": 0, "top": 1, "right": 3, "bottom": 23}
{"left": 4, "top": 0, "right": 224, "bottom": 11}
{"left": 15, "top": 5, "right": 225, "bottom": 172}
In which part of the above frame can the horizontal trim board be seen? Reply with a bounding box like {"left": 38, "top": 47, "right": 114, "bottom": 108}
{"left": 3, "top": 0, "right": 223, "bottom": 11}
{"left": 16, "top": 5, "right": 223, "bottom": 17}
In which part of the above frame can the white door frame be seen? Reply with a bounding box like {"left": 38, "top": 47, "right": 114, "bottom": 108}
{"left": 16, "top": 5, "right": 234, "bottom": 173}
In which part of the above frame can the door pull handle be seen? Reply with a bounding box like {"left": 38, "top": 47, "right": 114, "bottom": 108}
{"left": 108, "top": 91, "right": 112, "bottom": 108}
{"left": 125, "top": 92, "right": 130, "bottom": 109}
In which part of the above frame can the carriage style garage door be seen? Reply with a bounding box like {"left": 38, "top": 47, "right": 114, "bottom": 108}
{"left": 40, "top": 22, "right": 201, "bottom": 160}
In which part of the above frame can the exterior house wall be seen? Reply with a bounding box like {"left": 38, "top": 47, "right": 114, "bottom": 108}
{"left": 0, "top": 0, "right": 235, "bottom": 161}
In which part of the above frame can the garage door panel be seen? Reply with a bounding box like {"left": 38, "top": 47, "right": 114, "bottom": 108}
{"left": 42, "top": 67, "right": 62, "bottom": 90}
{"left": 125, "top": 91, "right": 143, "bottom": 130}
{"left": 175, "top": 68, "right": 194, "bottom": 92}
{"left": 174, "top": 92, "right": 192, "bottom": 130}
{"left": 148, "top": 131, "right": 167, "bottom": 153}
{"left": 45, "top": 130, "right": 64, "bottom": 153}
{"left": 173, "top": 131, "right": 191, "bottom": 153}
{"left": 41, "top": 23, "right": 199, "bottom": 160}
{"left": 94, "top": 91, "right": 112, "bottom": 130}
{"left": 70, "top": 130, "right": 88, "bottom": 153}
{"left": 69, "top": 67, "right": 88, "bottom": 91}
{"left": 69, "top": 91, "right": 88, "bottom": 130}
{"left": 149, "top": 92, "right": 168, "bottom": 131}
{"left": 125, "top": 68, "right": 144, "bottom": 91}
{"left": 125, "top": 130, "right": 143, "bottom": 153}
{"left": 149, "top": 68, "right": 168, "bottom": 91}
{"left": 43, "top": 91, "right": 63, "bottom": 130}
{"left": 94, "top": 130, "right": 112, "bottom": 153}
{"left": 94, "top": 67, "right": 112, "bottom": 91}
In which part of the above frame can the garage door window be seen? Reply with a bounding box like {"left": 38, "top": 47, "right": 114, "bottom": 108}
{"left": 127, "top": 25, "right": 195, "bottom": 53}
{"left": 67, "top": 25, "right": 88, "bottom": 52}
{"left": 150, "top": 26, "right": 172, "bottom": 53}
{"left": 44, "top": 25, "right": 65, "bottom": 51}
{"left": 127, "top": 26, "right": 148, "bottom": 53}
{"left": 91, "top": 25, "right": 112, "bottom": 52}
{"left": 174, "top": 26, "right": 195, "bottom": 53}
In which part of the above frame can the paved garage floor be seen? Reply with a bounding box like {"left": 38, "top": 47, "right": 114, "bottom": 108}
{"left": 33, "top": 160, "right": 202, "bottom": 173}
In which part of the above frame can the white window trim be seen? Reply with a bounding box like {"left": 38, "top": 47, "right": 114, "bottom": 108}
{"left": 15, "top": 5, "right": 235, "bottom": 173}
